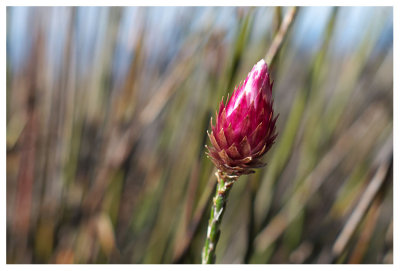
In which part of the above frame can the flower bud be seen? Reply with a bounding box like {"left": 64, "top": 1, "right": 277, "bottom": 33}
{"left": 206, "top": 59, "right": 277, "bottom": 176}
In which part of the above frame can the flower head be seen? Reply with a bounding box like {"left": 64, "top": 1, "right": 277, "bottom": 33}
{"left": 206, "top": 59, "right": 277, "bottom": 176}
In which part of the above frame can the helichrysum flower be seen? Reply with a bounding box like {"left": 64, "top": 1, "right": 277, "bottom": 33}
{"left": 206, "top": 59, "right": 277, "bottom": 176}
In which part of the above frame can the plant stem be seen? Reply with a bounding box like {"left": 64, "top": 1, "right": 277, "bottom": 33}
{"left": 202, "top": 171, "right": 237, "bottom": 264}
{"left": 265, "top": 6, "right": 298, "bottom": 67}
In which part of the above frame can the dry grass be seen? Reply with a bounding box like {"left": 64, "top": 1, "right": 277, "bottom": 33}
{"left": 6, "top": 6, "right": 393, "bottom": 264}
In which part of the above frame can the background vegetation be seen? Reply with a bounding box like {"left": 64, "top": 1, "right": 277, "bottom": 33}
{"left": 6, "top": 6, "right": 393, "bottom": 264}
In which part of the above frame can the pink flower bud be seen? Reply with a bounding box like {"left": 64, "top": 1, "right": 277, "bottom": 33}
{"left": 206, "top": 59, "right": 277, "bottom": 176}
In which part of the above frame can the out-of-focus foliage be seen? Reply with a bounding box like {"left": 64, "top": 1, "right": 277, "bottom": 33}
{"left": 6, "top": 6, "right": 392, "bottom": 264}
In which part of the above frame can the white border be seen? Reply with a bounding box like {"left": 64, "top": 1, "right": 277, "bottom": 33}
{"left": 1, "top": 0, "right": 398, "bottom": 7}
{"left": 392, "top": 1, "right": 398, "bottom": 268}
{"left": 1, "top": 1, "right": 397, "bottom": 270}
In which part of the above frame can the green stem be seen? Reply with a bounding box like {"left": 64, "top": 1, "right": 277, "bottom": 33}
{"left": 202, "top": 171, "right": 237, "bottom": 264}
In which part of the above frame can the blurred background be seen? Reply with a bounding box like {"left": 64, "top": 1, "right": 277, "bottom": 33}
{"left": 6, "top": 6, "right": 393, "bottom": 264}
